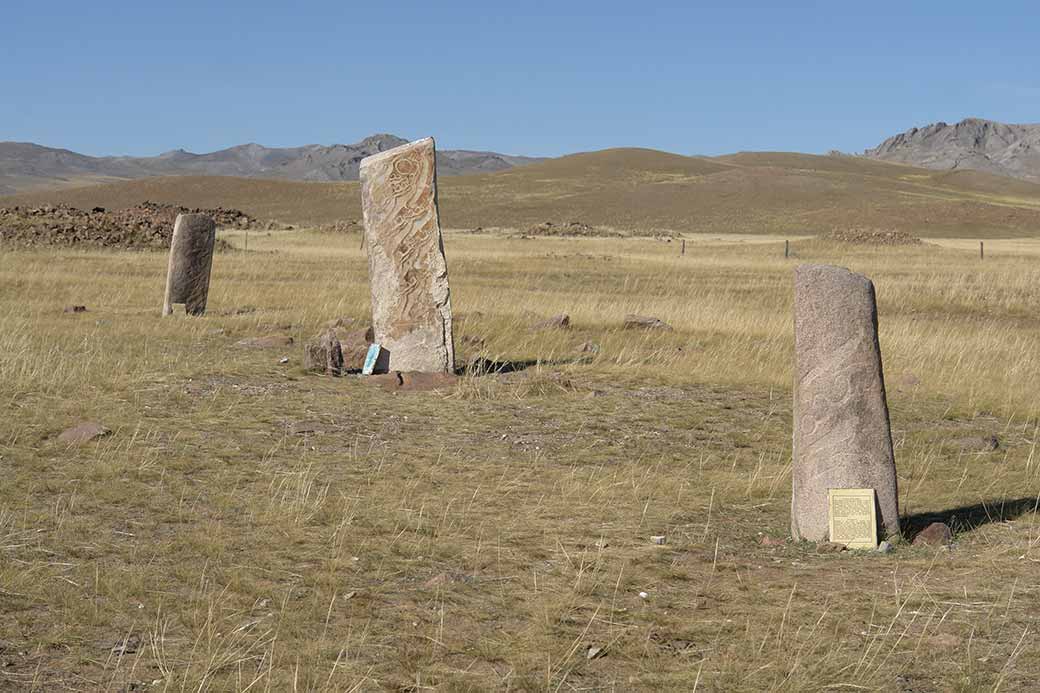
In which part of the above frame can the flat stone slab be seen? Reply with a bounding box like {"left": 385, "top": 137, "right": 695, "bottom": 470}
{"left": 623, "top": 315, "right": 672, "bottom": 331}
{"left": 57, "top": 422, "right": 111, "bottom": 445}
{"left": 360, "top": 138, "right": 454, "bottom": 373}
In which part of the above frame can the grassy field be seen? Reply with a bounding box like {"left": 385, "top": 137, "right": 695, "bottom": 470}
{"left": 2, "top": 230, "right": 1040, "bottom": 691}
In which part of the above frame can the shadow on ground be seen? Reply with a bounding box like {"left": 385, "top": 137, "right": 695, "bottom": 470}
{"left": 903, "top": 496, "right": 1039, "bottom": 539}
{"left": 459, "top": 356, "right": 592, "bottom": 375}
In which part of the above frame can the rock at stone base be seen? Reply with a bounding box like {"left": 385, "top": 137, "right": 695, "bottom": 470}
{"left": 303, "top": 329, "right": 343, "bottom": 376}
{"left": 876, "top": 540, "right": 894, "bottom": 554}
{"left": 913, "top": 522, "right": 953, "bottom": 546}
{"left": 336, "top": 326, "right": 375, "bottom": 371}
{"left": 235, "top": 335, "right": 294, "bottom": 349}
{"left": 623, "top": 315, "right": 673, "bottom": 331}
{"left": 57, "top": 422, "right": 111, "bottom": 445}
{"left": 63, "top": 305, "right": 87, "bottom": 314}
{"left": 531, "top": 314, "right": 571, "bottom": 330}
{"left": 816, "top": 541, "right": 848, "bottom": 554}
{"left": 365, "top": 371, "right": 459, "bottom": 392}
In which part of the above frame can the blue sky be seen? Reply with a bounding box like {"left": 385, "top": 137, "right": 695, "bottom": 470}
{"left": 3, "top": 0, "right": 1038, "bottom": 157}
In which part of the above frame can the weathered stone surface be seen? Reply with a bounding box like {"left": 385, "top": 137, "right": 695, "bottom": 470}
{"left": 235, "top": 335, "right": 294, "bottom": 349}
{"left": 791, "top": 264, "right": 899, "bottom": 542}
{"left": 303, "top": 329, "right": 343, "bottom": 376}
{"left": 57, "top": 422, "right": 110, "bottom": 445}
{"left": 360, "top": 138, "right": 454, "bottom": 373}
{"left": 913, "top": 522, "right": 953, "bottom": 546}
{"left": 623, "top": 315, "right": 672, "bottom": 331}
{"left": 162, "top": 214, "right": 216, "bottom": 316}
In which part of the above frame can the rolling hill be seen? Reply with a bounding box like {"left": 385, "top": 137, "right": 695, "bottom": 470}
{"left": 5, "top": 148, "right": 1040, "bottom": 237}
{"left": 0, "top": 135, "right": 544, "bottom": 194}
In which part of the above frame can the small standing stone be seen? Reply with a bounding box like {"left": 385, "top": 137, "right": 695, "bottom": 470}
{"left": 360, "top": 138, "right": 454, "bottom": 373}
{"left": 791, "top": 265, "right": 900, "bottom": 542}
{"left": 162, "top": 214, "right": 216, "bottom": 316}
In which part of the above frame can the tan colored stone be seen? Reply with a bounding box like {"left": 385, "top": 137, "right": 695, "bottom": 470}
{"left": 791, "top": 264, "right": 899, "bottom": 542}
{"left": 532, "top": 314, "right": 570, "bottom": 330}
{"left": 360, "top": 138, "right": 454, "bottom": 373}
{"left": 623, "top": 315, "right": 672, "bottom": 331}
{"left": 57, "top": 422, "right": 110, "bottom": 445}
{"left": 162, "top": 214, "right": 216, "bottom": 316}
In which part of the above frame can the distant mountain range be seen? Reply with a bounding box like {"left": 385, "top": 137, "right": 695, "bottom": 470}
{"left": 864, "top": 118, "right": 1040, "bottom": 183}
{"left": 0, "top": 134, "right": 545, "bottom": 194}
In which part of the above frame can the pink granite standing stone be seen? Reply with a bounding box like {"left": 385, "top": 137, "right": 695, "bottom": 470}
{"left": 791, "top": 264, "right": 900, "bottom": 542}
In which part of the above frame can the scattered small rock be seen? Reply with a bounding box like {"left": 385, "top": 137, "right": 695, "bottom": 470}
{"left": 758, "top": 535, "right": 786, "bottom": 547}
{"left": 816, "top": 541, "right": 848, "bottom": 554}
{"left": 579, "top": 341, "right": 600, "bottom": 354}
{"left": 278, "top": 356, "right": 290, "bottom": 364}
{"left": 586, "top": 645, "right": 605, "bottom": 660}
{"left": 623, "top": 315, "right": 673, "bottom": 331}
{"left": 951, "top": 435, "right": 1000, "bottom": 453}
{"left": 650, "top": 535, "right": 667, "bottom": 545}
{"left": 913, "top": 522, "right": 953, "bottom": 546}
{"left": 876, "top": 540, "right": 894, "bottom": 554}
{"left": 288, "top": 421, "right": 324, "bottom": 435}
{"left": 235, "top": 335, "right": 294, "bottom": 349}
{"left": 57, "top": 422, "right": 111, "bottom": 445}
{"left": 63, "top": 305, "right": 87, "bottom": 313}
{"left": 638, "top": 591, "right": 649, "bottom": 600}
{"left": 899, "top": 372, "right": 921, "bottom": 389}
{"left": 531, "top": 314, "right": 570, "bottom": 330}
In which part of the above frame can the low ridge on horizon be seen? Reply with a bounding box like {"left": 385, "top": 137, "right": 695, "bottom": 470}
{"left": 0, "top": 134, "right": 546, "bottom": 195}
{"left": 7, "top": 145, "right": 1040, "bottom": 239}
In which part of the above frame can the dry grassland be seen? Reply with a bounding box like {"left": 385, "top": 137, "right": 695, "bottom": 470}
{"left": 1, "top": 230, "right": 1039, "bottom": 691}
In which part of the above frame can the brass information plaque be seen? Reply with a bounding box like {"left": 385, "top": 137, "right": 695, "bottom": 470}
{"left": 828, "top": 488, "right": 878, "bottom": 549}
